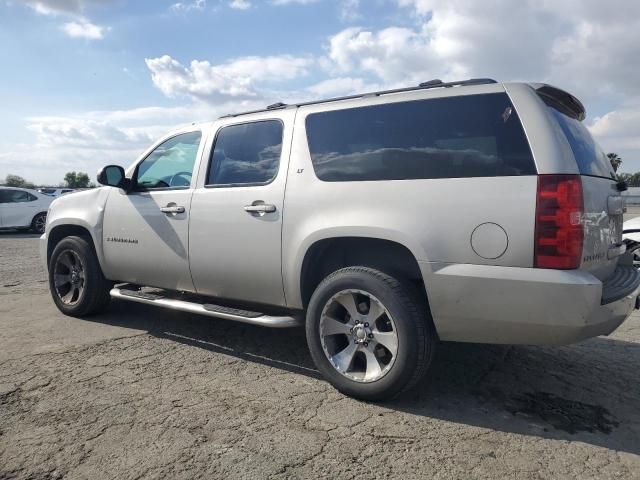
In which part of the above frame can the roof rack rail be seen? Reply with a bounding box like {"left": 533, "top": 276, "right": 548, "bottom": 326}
{"left": 220, "top": 78, "right": 498, "bottom": 118}
{"left": 266, "top": 102, "right": 287, "bottom": 110}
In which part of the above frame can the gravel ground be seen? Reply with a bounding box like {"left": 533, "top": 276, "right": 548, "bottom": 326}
{"left": 1, "top": 232, "right": 639, "bottom": 479}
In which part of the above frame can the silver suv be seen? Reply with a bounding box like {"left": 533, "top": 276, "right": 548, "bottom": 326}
{"left": 41, "top": 79, "right": 640, "bottom": 400}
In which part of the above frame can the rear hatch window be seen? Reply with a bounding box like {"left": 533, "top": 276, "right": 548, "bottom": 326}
{"left": 544, "top": 99, "right": 614, "bottom": 179}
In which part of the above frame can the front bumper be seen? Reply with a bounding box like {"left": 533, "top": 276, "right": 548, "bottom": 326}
{"left": 422, "top": 261, "right": 640, "bottom": 345}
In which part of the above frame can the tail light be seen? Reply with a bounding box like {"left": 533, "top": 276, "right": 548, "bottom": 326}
{"left": 534, "top": 174, "right": 584, "bottom": 269}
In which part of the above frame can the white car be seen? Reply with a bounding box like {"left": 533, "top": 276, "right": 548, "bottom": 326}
{"left": 0, "top": 187, "right": 53, "bottom": 234}
{"left": 38, "top": 188, "right": 75, "bottom": 197}
{"left": 623, "top": 217, "right": 640, "bottom": 268}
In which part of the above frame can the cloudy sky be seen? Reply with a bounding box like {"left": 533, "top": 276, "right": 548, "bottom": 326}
{"left": 1, "top": 0, "right": 639, "bottom": 185}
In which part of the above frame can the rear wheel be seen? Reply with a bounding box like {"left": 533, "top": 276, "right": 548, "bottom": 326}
{"left": 306, "top": 267, "right": 436, "bottom": 401}
{"left": 49, "top": 236, "right": 111, "bottom": 316}
{"left": 31, "top": 212, "right": 47, "bottom": 234}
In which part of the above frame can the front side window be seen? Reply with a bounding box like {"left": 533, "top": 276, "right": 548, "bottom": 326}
{"left": 0, "top": 190, "right": 36, "bottom": 203}
{"left": 135, "top": 131, "right": 202, "bottom": 190}
{"left": 305, "top": 93, "right": 536, "bottom": 182}
{"left": 207, "top": 120, "right": 283, "bottom": 186}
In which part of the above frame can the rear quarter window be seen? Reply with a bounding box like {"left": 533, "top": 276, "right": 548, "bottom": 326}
{"left": 305, "top": 93, "right": 536, "bottom": 182}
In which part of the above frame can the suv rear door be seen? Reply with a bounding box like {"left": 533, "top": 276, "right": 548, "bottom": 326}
{"left": 188, "top": 110, "right": 295, "bottom": 306}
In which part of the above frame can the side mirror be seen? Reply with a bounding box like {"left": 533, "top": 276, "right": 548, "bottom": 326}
{"left": 97, "top": 165, "right": 131, "bottom": 191}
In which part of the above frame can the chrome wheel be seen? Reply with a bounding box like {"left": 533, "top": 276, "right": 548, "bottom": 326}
{"left": 53, "top": 250, "right": 85, "bottom": 305}
{"left": 319, "top": 289, "right": 398, "bottom": 383}
{"left": 34, "top": 214, "right": 46, "bottom": 234}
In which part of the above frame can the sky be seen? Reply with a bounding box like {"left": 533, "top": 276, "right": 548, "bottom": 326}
{"left": 0, "top": 0, "right": 639, "bottom": 185}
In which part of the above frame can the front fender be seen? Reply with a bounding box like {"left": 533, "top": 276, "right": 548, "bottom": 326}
{"left": 43, "top": 188, "right": 112, "bottom": 272}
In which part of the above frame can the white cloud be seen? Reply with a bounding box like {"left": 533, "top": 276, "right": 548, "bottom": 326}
{"left": 306, "top": 77, "right": 377, "bottom": 98}
{"left": 339, "top": 0, "right": 360, "bottom": 21}
{"left": 589, "top": 102, "right": 640, "bottom": 170}
{"left": 19, "top": 0, "right": 111, "bottom": 16}
{"left": 0, "top": 104, "right": 231, "bottom": 184}
{"left": 61, "top": 20, "right": 106, "bottom": 39}
{"left": 171, "top": 0, "right": 206, "bottom": 12}
{"left": 229, "top": 0, "right": 251, "bottom": 9}
{"left": 387, "top": 0, "right": 640, "bottom": 102}
{"left": 145, "top": 54, "right": 313, "bottom": 102}
{"left": 271, "top": 0, "right": 319, "bottom": 5}
{"left": 19, "top": 0, "right": 110, "bottom": 40}
{"left": 325, "top": 26, "right": 443, "bottom": 84}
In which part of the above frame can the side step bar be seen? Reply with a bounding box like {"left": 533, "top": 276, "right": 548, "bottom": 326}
{"left": 110, "top": 287, "right": 301, "bottom": 328}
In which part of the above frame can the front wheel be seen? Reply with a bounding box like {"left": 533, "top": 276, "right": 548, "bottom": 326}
{"left": 49, "top": 236, "right": 112, "bottom": 316}
{"left": 306, "top": 267, "right": 436, "bottom": 401}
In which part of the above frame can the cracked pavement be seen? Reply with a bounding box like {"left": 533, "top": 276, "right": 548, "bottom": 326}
{"left": 1, "top": 232, "right": 639, "bottom": 479}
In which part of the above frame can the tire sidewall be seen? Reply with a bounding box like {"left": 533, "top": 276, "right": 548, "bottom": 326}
{"left": 306, "top": 268, "right": 422, "bottom": 400}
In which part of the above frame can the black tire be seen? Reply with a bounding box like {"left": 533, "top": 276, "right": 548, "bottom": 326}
{"left": 306, "top": 267, "right": 436, "bottom": 401}
{"left": 49, "top": 236, "right": 112, "bottom": 316}
{"left": 31, "top": 212, "right": 47, "bottom": 234}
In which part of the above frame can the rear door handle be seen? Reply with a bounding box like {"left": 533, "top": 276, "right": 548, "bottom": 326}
{"left": 160, "top": 205, "right": 185, "bottom": 214}
{"left": 244, "top": 203, "right": 276, "bottom": 214}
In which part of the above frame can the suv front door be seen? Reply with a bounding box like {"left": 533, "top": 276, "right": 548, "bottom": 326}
{"left": 189, "top": 112, "right": 294, "bottom": 306}
{"left": 101, "top": 130, "right": 204, "bottom": 291}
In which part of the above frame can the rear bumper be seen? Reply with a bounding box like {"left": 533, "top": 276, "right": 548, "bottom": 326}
{"left": 422, "top": 262, "right": 640, "bottom": 345}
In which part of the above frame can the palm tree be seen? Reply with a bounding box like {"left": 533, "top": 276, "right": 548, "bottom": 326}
{"left": 607, "top": 153, "right": 622, "bottom": 172}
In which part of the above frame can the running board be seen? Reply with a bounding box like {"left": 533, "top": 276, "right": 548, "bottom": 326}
{"left": 110, "top": 287, "right": 301, "bottom": 328}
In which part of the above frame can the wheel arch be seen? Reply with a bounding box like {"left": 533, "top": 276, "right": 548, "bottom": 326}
{"left": 47, "top": 222, "right": 103, "bottom": 270}
{"left": 296, "top": 234, "right": 432, "bottom": 317}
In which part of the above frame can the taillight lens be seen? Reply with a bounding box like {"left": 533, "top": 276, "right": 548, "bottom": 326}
{"left": 534, "top": 174, "right": 584, "bottom": 269}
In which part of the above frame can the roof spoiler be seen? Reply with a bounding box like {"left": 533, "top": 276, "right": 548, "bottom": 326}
{"left": 534, "top": 84, "right": 586, "bottom": 121}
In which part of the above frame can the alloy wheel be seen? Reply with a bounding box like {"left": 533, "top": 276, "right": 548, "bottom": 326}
{"left": 319, "top": 289, "right": 398, "bottom": 383}
{"left": 34, "top": 214, "right": 46, "bottom": 234}
{"left": 53, "top": 250, "right": 85, "bottom": 305}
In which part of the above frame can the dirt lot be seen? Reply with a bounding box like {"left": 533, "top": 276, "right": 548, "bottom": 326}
{"left": 1, "top": 232, "right": 640, "bottom": 479}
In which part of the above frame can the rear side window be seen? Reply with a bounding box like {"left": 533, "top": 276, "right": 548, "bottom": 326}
{"left": 305, "top": 93, "right": 536, "bottom": 182}
{"left": 207, "top": 120, "right": 283, "bottom": 186}
{"left": 547, "top": 107, "right": 613, "bottom": 179}
{"left": 0, "top": 190, "right": 37, "bottom": 203}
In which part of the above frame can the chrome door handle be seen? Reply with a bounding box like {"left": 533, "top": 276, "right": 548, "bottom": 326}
{"left": 244, "top": 204, "right": 276, "bottom": 214}
{"left": 160, "top": 205, "right": 185, "bottom": 214}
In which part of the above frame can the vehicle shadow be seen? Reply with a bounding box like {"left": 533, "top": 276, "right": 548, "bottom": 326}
{"left": 88, "top": 300, "right": 640, "bottom": 456}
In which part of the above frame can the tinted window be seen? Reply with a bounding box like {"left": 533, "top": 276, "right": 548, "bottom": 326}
{"left": 305, "top": 93, "right": 536, "bottom": 182}
{"left": 208, "top": 120, "right": 283, "bottom": 186}
{"left": 136, "top": 131, "right": 202, "bottom": 190}
{"left": 0, "top": 190, "right": 36, "bottom": 203}
{"left": 548, "top": 107, "right": 613, "bottom": 179}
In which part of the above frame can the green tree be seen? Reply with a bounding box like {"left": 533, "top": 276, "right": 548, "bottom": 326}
{"left": 64, "top": 171, "right": 91, "bottom": 188}
{"left": 4, "top": 174, "right": 35, "bottom": 189}
{"left": 607, "top": 153, "right": 622, "bottom": 172}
